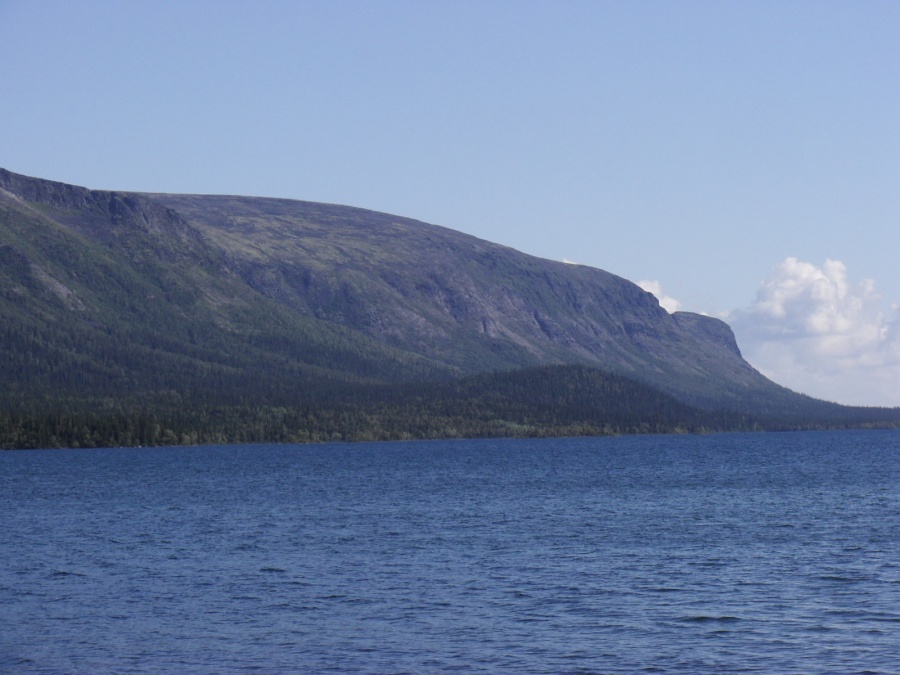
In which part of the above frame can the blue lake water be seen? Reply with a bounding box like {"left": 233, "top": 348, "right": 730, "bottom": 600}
{"left": 2, "top": 430, "right": 900, "bottom": 673}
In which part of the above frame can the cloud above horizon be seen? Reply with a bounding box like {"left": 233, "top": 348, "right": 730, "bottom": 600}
{"left": 729, "top": 257, "right": 900, "bottom": 407}
{"left": 638, "top": 280, "right": 682, "bottom": 314}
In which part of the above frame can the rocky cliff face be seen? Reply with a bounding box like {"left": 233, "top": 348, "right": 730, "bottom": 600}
{"left": 0, "top": 169, "right": 212, "bottom": 264}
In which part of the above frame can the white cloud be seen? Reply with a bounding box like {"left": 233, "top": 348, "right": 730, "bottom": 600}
{"left": 638, "top": 280, "right": 682, "bottom": 314}
{"left": 729, "top": 257, "right": 900, "bottom": 406}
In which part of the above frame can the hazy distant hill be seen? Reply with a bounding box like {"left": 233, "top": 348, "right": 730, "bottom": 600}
{"left": 1, "top": 168, "right": 896, "bottom": 448}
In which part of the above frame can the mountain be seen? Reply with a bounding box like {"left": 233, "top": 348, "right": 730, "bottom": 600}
{"left": 1, "top": 168, "right": 896, "bottom": 448}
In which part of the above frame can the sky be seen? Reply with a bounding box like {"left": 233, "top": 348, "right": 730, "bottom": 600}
{"left": 2, "top": 1, "right": 898, "bottom": 406}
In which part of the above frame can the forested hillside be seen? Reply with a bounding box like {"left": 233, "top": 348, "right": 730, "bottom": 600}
{"left": 2, "top": 168, "right": 898, "bottom": 449}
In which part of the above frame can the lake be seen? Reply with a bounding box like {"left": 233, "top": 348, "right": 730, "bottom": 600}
{"left": 2, "top": 430, "right": 899, "bottom": 673}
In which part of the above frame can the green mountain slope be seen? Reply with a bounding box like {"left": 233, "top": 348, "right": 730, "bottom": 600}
{"left": 2, "top": 167, "right": 897, "bottom": 448}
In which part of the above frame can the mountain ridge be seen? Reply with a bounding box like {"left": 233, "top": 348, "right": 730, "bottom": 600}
{"left": 2, "top": 167, "right": 897, "bottom": 448}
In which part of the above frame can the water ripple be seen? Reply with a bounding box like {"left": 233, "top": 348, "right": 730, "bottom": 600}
{"left": 2, "top": 430, "right": 900, "bottom": 673}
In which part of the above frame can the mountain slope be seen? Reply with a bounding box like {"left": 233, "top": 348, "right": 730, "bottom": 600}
{"left": 0, "top": 167, "right": 888, "bottom": 438}
{"left": 0, "top": 171, "right": 454, "bottom": 410}
{"left": 147, "top": 191, "right": 810, "bottom": 414}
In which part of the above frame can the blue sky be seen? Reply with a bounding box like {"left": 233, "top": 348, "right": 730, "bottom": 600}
{"left": 2, "top": 1, "right": 898, "bottom": 405}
